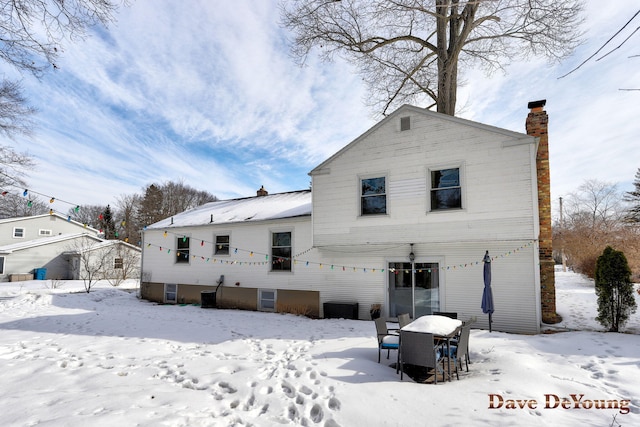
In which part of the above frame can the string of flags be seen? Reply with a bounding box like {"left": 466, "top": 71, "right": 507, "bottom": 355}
{"left": 2, "top": 185, "right": 130, "bottom": 240}
{"left": 7, "top": 183, "right": 537, "bottom": 271}
{"left": 145, "top": 228, "right": 536, "bottom": 273}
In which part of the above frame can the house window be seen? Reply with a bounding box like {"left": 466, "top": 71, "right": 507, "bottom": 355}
{"left": 215, "top": 235, "right": 230, "bottom": 255}
{"left": 0, "top": 256, "right": 4, "bottom": 274}
{"left": 361, "top": 177, "right": 386, "bottom": 215}
{"left": 258, "top": 289, "right": 277, "bottom": 312}
{"left": 176, "top": 236, "right": 190, "bottom": 264}
{"left": 114, "top": 258, "right": 123, "bottom": 269}
{"left": 400, "top": 116, "right": 411, "bottom": 131}
{"left": 271, "top": 231, "right": 292, "bottom": 271}
{"left": 13, "top": 227, "right": 25, "bottom": 238}
{"left": 430, "top": 168, "right": 462, "bottom": 210}
{"left": 164, "top": 283, "right": 178, "bottom": 304}
{"left": 39, "top": 229, "right": 52, "bottom": 236}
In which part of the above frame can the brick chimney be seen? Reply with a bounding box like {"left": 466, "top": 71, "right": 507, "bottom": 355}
{"left": 256, "top": 185, "right": 268, "bottom": 197}
{"left": 526, "top": 100, "right": 561, "bottom": 324}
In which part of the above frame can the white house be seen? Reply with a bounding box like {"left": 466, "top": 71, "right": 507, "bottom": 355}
{"left": 140, "top": 103, "right": 555, "bottom": 334}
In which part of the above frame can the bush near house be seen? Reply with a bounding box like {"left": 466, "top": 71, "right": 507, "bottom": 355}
{"left": 595, "top": 246, "right": 637, "bottom": 332}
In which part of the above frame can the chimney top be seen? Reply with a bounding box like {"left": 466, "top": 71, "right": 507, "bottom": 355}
{"left": 257, "top": 185, "right": 268, "bottom": 197}
{"left": 527, "top": 99, "right": 547, "bottom": 110}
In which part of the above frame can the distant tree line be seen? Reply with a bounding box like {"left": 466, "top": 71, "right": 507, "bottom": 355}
{"left": 70, "top": 181, "right": 219, "bottom": 245}
{"left": 0, "top": 180, "right": 218, "bottom": 246}
{"left": 554, "top": 168, "right": 640, "bottom": 281}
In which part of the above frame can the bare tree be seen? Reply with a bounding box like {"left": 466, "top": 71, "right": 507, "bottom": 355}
{"left": 115, "top": 193, "right": 141, "bottom": 244}
{"left": 66, "top": 237, "right": 111, "bottom": 293}
{"left": 68, "top": 204, "right": 104, "bottom": 229}
{"left": 0, "top": 193, "right": 48, "bottom": 218}
{"left": 0, "top": 80, "right": 36, "bottom": 137}
{"left": 136, "top": 181, "right": 217, "bottom": 228}
{"left": 281, "top": 0, "right": 584, "bottom": 116}
{"left": 554, "top": 179, "right": 639, "bottom": 278}
{"left": 104, "top": 243, "right": 140, "bottom": 287}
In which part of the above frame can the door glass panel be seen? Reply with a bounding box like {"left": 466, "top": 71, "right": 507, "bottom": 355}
{"left": 388, "top": 262, "right": 412, "bottom": 317}
{"left": 414, "top": 263, "right": 440, "bottom": 317}
{"left": 388, "top": 262, "right": 439, "bottom": 318}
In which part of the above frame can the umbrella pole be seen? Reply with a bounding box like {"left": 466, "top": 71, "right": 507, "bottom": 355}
{"left": 489, "top": 313, "right": 492, "bottom": 333}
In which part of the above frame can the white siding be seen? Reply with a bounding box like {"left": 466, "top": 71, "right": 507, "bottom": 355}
{"left": 0, "top": 214, "right": 99, "bottom": 246}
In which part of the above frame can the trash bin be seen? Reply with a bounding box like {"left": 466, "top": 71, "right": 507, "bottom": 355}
{"left": 34, "top": 268, "right": 47, "bottom": 280}
{"left": 201, "top": 291, "right": 216, "bottom": 308}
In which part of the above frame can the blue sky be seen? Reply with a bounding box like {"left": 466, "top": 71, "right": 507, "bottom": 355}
{"left": 6, "top": 0, "right": 640, "bottom": 215}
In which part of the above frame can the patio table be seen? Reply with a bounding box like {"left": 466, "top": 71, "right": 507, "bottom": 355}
{"left": 401, "top": 315, "right": 462, "bottom": 381}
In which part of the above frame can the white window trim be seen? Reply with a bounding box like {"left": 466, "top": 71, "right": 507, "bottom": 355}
{"left": 0, "top": 255, "right": 5, "bottom": 275}
{"left": 269, "top": 228, "right": 293, "bottom": 273}
{"left": 39, "top": 229, "right": 53, "bottom": 236}
{"left": 175, "top": 235, "right": 191, "bottom": 265}
{"left": 358, "top": 172, "right": 389, "bottom": 217}
{"left": 12, "top": 227, "right": 25, "bottom": 238}
{"left": 426, "top": 163, "right": 465, "bottom": 213}
{"left": 164, "top": 283, "right": 178, "bottom": 304}
{"left": 214, "top": 232, "right": 231, "bottom": 256}
{"left": 258, "top": 289, "right": 277, "bottom": 312}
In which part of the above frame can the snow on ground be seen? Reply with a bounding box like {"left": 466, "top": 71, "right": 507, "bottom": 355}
{"left": 0, "top": 272, "right": 639, "bottom": 427}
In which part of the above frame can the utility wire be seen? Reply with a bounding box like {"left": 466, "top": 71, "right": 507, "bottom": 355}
{"left": 558, "top": 9, "right": 640, "bottom": 78}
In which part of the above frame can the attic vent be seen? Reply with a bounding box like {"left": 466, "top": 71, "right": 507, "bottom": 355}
{"left": 400, "top": 116, "right": 411, "bottom": 131}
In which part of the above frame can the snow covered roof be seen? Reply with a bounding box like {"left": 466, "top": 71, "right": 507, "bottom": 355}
{"left": 0, "top": 233, "right": 103, "bottom": 254}
{"left": 145, "top": 190, "right": 312, "bottom": 230}
{"left": 0, "top": 212, "right": 100, "bottom": 233}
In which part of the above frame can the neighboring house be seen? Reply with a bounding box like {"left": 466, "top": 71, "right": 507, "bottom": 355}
{"left": 64, "top": 239, "right": 141, "bottom": 283}
{"left": 0, "top": 213, "right": 141, "bottom": 282}
{"left": 141, "top": 102, "right": 555, "bottom": 334}
{"left": 0, "top": 212, "right": 100, "bottom": 246}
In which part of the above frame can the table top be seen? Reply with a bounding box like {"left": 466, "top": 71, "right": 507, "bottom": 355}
{"left": 400, "top": 315, "right": 462, "bottom": 337}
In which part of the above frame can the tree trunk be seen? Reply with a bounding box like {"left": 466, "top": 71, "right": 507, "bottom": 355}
{"left": 436, "top": 0, "right": 459, "bottom": 116}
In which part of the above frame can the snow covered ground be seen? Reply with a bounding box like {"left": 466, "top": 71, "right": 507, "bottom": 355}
{"left": 0, "top": 270, "right": 638, "bottom": 427}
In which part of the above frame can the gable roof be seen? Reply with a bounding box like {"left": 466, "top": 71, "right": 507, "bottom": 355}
{"left": 0, "top": 212, "right": 100, "bottom": 233}
{"left": 0, "top": 233, "right": 103, "bottom": 254}
{"left": 145, "top": 190, "right": 312, "bottom": 230}
{"left": 63, "top": 239, "right": 142, "bottom": 255}
{"left": 309, "top": 104, "right": 535, "bottom": 175}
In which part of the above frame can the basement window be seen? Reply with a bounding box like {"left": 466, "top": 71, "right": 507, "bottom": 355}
{"left": 164, "top": 283, "right": 177, "bottom": 304}
{"left": 258, "top": 289, "right": 277, "bottom": 312}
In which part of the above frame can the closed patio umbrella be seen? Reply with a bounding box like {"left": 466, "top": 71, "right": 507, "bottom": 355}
{"left": 481, "top": 251, "right": 494, "bottom": 332}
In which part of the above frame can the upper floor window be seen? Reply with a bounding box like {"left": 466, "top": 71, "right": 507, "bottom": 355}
{"left": 361, "top": 177, "right": 386, "bottom": 215}
{"left": 430, "top": 168, "right": 462, "bottom": 210}
{"left": 271, "top": 231, "right": 292, "bottom": 272}
{"left": 39, "top": 229, "right": 52, "bottom": 236}
{"left": 176, "top": 236, "right": 190, "bottom": 264}
{"left": 215, "top": 235, "right": 230, "bottom": 255}
{"left": 114, "top": 258, "right": 123, "bottom": 269}
{"left": 13, "top": 227, "right": 25, "bottom": 238}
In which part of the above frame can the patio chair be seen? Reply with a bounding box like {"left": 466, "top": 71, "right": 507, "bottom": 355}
{"left": 398, "top": 313, "right": 412, "bottom": 328}
{"left": 445, "top": 323, "right": 471, "bottom": 376}
{"left": 398, "top": 330, "right": 445, "bottom": 383}
{"left": 388, "top": 313, "right": 412, "bottom": 335}
{"left": 374, "top": 317, "right": 399, "bottom": 363}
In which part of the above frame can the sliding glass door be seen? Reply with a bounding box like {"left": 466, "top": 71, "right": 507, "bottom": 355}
{"left": 388, "top": 262, "right": 440, "bottom": 318}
